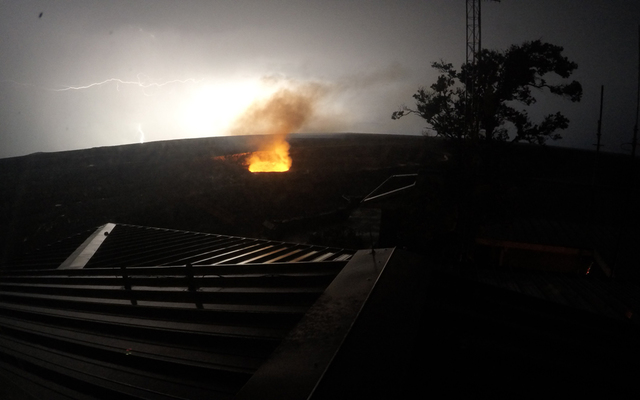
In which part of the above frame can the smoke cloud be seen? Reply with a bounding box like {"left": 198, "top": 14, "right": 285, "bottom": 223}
{"left": 229, "top": 63, "right": 409, "bottom": 139}
{"left": 229, "top": 80, "right": 330, "bottom": 137}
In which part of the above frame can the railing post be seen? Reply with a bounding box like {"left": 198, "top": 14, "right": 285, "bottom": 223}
{"left": 186, "top": 263, "right": 203, "bottom": 309}
{"left": 121, "top": 265, "right": 137, "bottom": 306}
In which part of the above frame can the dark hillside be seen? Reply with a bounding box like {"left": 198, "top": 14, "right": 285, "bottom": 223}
{"left": 2, "top": 133, "right": 639, "bottom": 281}
{"left": 0, "top": 134, "right": 432, "bottom": 265}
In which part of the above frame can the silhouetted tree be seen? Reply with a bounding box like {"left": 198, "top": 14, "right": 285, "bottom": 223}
{"left": 393, "top": 40, "right": 583, "bottom": 145}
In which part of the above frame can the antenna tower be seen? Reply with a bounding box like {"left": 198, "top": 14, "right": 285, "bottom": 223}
{"left": 466, "top": 0, "right": 481, "bottom": 69}
{"left": 465, "top": 0, "right": 500, "bottom": 139}
{"left": 466, "top": 0, "right": 481, "bottom": 138}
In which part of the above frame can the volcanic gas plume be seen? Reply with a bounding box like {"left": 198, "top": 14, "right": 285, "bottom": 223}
{"left": 230, "top": 82, "right": 327, "bottom": 172}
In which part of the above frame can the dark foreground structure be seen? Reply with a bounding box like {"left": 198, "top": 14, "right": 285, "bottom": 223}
{"left": 1, "top": 223, "right": 639, "bottom": 399}
{"left": 2, "top": 135, "right": 640, "bottom": 398}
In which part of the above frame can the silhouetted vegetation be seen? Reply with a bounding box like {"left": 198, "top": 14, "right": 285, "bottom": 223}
{"left": 393, "top": 40, "right": 583, "bottom": 145}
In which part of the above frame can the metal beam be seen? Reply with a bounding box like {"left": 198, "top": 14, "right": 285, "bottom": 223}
{"left": 58, "top": 223, "right": 115, "bottom": 269}
{"left": 235, "top": 248, "right": 395, "bottom": 400}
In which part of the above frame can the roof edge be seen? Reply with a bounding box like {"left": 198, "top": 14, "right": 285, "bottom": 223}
{"left": 58, "top": 223, "right": 116, "bottom": 269}
{"left": 235, "top": 248, "right": 396, "bottom": 400}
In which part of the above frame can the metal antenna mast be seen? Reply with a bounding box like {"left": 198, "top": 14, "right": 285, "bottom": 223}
{"left": 465, "top": 0, "right": 500, "bottom": 139}
{"left": 465, "top": 0, "right": 480, "bottom": 139}
{"left": 466, "top": 0, "right": 481, "bottom": 70}
{"left": 632, "top": 24, "right": 640, "bottom": 159}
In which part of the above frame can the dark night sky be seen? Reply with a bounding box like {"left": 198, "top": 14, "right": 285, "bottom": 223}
{"left": 0, "top": 0, "right": 638, "bottom": 158}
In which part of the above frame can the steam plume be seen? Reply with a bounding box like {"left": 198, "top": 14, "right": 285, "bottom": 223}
{"left": 229, "top": 81, "right": 328, "bottom": 137}
{"left": 230, "top": 64, "right": 408, "bottom": 138}
{"left": 229, "top": 81, "right": 330, "bottom": 171}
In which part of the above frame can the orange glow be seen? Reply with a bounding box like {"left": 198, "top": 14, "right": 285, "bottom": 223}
{"left": 246, "top": 136, "right": 292, "bottom": 172}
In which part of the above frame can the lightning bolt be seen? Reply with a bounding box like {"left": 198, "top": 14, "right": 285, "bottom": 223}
{"left": 3, "top": 75, "right": 200, "bottom": 95}
{"left": 51, "top": 74, "right": 201, "bottom": 95}
{"left": 138, "top": 124, "right": 145, "bottom": 144}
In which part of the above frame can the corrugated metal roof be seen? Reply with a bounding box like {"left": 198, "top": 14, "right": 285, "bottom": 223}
{"left": 0, "top": 223, "right": 361, "bottom": 399}
{"left": 0, "top": 265, "right": 344, "bottom": 398}
{"left": 6, "top": 223, "right": 355, "bottom": 271}
{"left": 3, "top": 222, "right": 639, "bottom": 398}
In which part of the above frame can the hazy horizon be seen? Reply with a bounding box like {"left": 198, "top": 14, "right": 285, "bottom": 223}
{"left": 1, "top": 1, "right": 639, "bottom": 158}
